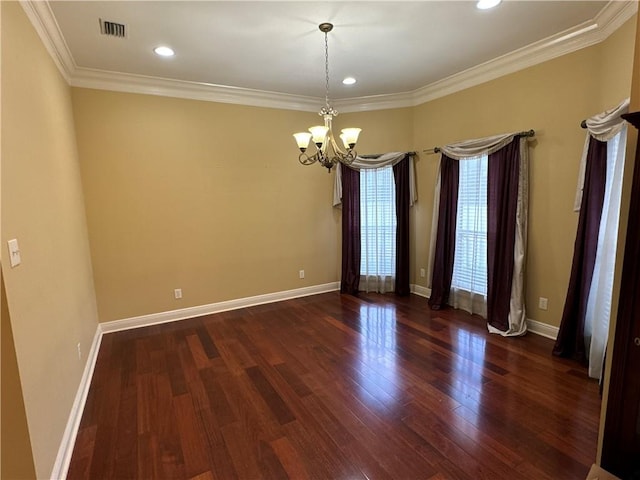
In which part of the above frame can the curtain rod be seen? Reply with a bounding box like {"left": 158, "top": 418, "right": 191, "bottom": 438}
{"left": 580, "top": 120, "right": 587, "bottom": 128}
{"left": 423, "top": 129, "right": 536, "bottom": 155}
{"left": 363, "top": 151, "right": 417, "bottom": 157}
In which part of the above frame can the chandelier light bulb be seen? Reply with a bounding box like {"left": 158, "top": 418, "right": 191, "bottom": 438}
{"left": 339, "top": 133, "right": 349, "bottom": 150}
{"left": 293, "top": 132, "right": 312, "bottom": 152}
{"left": 309, "top": 125, "right": 329, "bottom": 146}
{"left": 340, "top": 128, "right": 362, "bottom": 149}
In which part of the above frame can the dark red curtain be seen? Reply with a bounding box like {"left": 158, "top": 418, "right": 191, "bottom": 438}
{"left": 428, "top": 155, "right": 459, "bottom": 309}
{"left": 553, "top": 137, "right": 607, "bottom": 362}
{"left": 393, "top": 155, "right": 411, "bottom": 296}
{"left": 487, "top": 139, "right": 521, "bottom": 331}
{"left": 340, "top": 165, "right": 361, "bottom": 295}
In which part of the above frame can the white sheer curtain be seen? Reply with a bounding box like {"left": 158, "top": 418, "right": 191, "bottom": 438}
{"left": 579, "top": 100, "right": 628, "bottom": 380}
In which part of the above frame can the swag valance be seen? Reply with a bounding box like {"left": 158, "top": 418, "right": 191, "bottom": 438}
{"left": 574, "top": 98, "right": 629, "bottom": 211}
{"left": 438, "top": 132, "right": 524, "bottom": 160}
{"left": 333, "top": 152, "right": 417, "bottom": 206}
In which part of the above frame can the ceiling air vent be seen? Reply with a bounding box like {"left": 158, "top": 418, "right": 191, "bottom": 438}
{"left": 99, "top": 19, "right": 126, "bottom": 38}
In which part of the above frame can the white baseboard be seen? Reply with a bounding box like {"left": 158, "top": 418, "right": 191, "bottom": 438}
{"left": 526, "top": 318, "right": 559, "bottom": 340}
{"left": 51, "top": 326, "right": 103, "bottom": 480}
{"left": 410, "top": 284, "right": 431, "bottom": 298}
{"left": 101, "top": 282, "right": 340, "bottom": 334}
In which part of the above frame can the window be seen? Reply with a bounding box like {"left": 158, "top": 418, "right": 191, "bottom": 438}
{"left": 360, "top": 166, "right": 396, "bottom": 279}
{"left": 451, "top": 155, "right": 488, "bottom": 296}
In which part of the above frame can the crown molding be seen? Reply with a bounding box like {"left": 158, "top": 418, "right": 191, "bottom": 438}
{"left": 22, "top": 0, "right": 638, "bottom": 113}
{"left": 334, "top": 91, "right": 417, "bottom": 113}
{"left": 71, "top": 67, "right": 323, "bottom": 112}
{"left": 597, "top": 0, "right": 639, "bottom": 38}
{"left": 19, "top": 0, "right": 75, "bottom": 83}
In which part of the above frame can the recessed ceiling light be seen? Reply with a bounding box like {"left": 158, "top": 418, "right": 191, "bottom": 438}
{"left": 153, "top": 46, "right": 175, "bottom": 57}
{"left": 343, "top": 77, "right": 357, "bottom": 85}
{"left": 476, "top": 0, "right": 501, "bottom": 9}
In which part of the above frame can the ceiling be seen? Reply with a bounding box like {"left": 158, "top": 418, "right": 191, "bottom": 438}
{"left": 25, "top": 1, "right": 637, "bottom": 112}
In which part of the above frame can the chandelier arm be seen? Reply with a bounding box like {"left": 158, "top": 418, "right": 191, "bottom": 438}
{"left": 298, "top": 152, "right": 318, "bottom": 165}
{"left": 329, "top": 131, "right": 345, "bottom": 156}
{"left": 343, "top": 149, "right": 357, "bottom": 165}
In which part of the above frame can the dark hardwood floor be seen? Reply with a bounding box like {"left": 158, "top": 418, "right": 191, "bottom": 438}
{"left": 67, "top": 292, "right": 601, "bottom": 480}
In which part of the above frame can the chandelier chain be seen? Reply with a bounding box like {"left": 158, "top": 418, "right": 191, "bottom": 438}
{"left": 324, "top": 30, "right": 330, "bottom": 109}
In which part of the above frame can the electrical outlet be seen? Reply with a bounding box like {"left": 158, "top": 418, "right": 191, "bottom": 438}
{"left": 299, "top": 270, "right": 305, "bottom": 279}
{"left": 539, "top": 297, "right": 548, "bottom": 310}
{"left": 77, "top": 342, "right": 82, "bottom": 360}
{"left": 174, "top": 288, "right": 182, "bottom": 299}
{"left": 420, "top": 268, "right": 426, "bottom": 278}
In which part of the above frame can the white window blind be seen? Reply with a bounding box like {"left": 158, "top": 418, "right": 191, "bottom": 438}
{"left": 452, "top": 155, "right": 488, "bottom": 296}
{"left": 360, "top": 166, "right": 396, "bottom": 281}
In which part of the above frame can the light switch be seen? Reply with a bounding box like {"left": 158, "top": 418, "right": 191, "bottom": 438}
{"left": 7, "top": 239, "right": 21, "bottom": 267}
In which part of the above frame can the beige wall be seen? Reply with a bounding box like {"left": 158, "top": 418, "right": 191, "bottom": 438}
{"left": 1, "top": 2, "right": 99, "bottom": 478}
{"left": 72, "top": 91, "right": 416, "bottom": 323}
{"left": 1, "top": 267, "right": 37, "bottom": 480}
{"left": 337, "top": 108, "right": 414, "bottom": 154}
{"left": 72, "top": 89, "right": 340, "bottom": 321}
{"left": 411, "top": 16, "right": 636, "bottom": 328}
{"left": 599, "top": 16, "right": 638, "bottom": 108}
{"left": 631, "top": 11, "right": 640, "bottom": 112}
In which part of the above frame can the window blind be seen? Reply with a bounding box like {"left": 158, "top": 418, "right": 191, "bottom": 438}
{"left": 360, "top": 166, "right": 396, "bottom": 277}
{"left": 452, "top": 155, "right": 488, "bottom": 295}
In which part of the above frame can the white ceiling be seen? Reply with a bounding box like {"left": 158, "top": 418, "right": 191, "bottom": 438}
{"left": 25, "top": 1, "right": 637, "bottom": 112}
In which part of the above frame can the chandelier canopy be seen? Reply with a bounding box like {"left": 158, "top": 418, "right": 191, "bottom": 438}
{"left": 293, "top": 23, "right": 362, "bottom": 172}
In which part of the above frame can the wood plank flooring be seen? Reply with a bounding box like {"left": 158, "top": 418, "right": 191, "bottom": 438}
{"left": 67, "top": 292, "right": 601, "bottom": 479}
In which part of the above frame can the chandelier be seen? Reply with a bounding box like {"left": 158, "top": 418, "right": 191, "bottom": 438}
{"left": 293, "top": 23, "right": 362, "bottom": 172}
